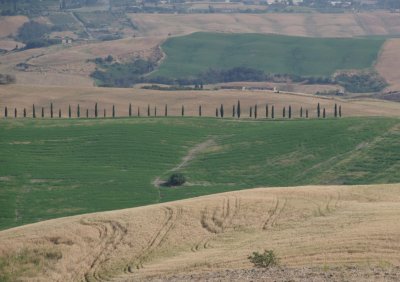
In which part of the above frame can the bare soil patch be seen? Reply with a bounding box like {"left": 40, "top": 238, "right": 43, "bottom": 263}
{"left": 0, "top": 16, "right": 29, "bottom": 38}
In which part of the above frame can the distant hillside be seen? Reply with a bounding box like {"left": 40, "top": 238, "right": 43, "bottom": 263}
{"left": 153, "top": 32, "right": 384, "bottom": 79}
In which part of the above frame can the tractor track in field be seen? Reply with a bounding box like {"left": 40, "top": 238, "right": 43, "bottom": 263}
{"left": 79, "top": 219, "right": 128, "bottom": 282}
{"left": 124, "top": 206, "right": 182, "bottom": 273}
{"left": 262, "top": 197, "right": 287, "bottom": 231}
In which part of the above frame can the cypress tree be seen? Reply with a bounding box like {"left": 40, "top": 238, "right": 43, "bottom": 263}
{"left": 254, "top": 104, "right": 257, "bottom": 119}
{"left": 86, "top": 109, "right": 89, "bottom": 118}
{"left": 138, "top": 107, "right": 140, "bottom": 117}
{"left": 250, "top": 106, "right": 252, "bottom": 118}
{"left": 288, "top": 105, "right": 291, "bottom": 119}
{"left": 95, "top": 103, "right": 98, "bottom": 118}
{"left": 300, "top": 107, "right": 303, "bottom": 118}
{"left": 41, "top": 107, "right": 44, "bottom": 118}
{"left": 323, "top": 108, "right": 326, "bottom": 118}
{"left": 283, "top": 107, "right": 286, "bottom": 118}
{"left": 77, "top": 104, "right": 80, "bottom": 118}
{"left": 4, "top": 106, "right": 7, "bottom": 118}
{"left": 216, "top": 108, "right": 218, "bottom": 117}
{"left": 199, "top": 105, "right": 202, "bottom": 117}
{"left": 50, "top": 103, "right": 53, "bottom": 118}
{"left": 147, "top": 105, "right": 150, "bottom": 117}
{"left": 306, "top": 109, "right": 309, "bottom": 118}
{"left": 165, "top": 104, "right": 168, "bottom": 117}
{"left": 271, "top": 105, "right": 275, "bottom": 119}
{"left": 339, "top": 105, "right": 342, "bottom": 117}
{"left": 104, "top": 109, "right": 106, "bottom": 118}
{"left": 182, "top": 105, "right": 184, "bottom": 117}
{"left": 237, "top": 100, "right": 241, "bottom": 119}
{"left": 33, "top": 104, "right": 36, "bottom": 118}
{"left": 232, "top": 105, "right": 235, "bottom": 117}
{"left": 317, "top": 103, "right": 321, "bottom": 118}
{"left": 334, "top": 103, "right": 338, "bottom": 118}
{"left": 112, "top": 105, "right": 115, "bottom": 118}
{"left": 68, "top": 105, "right": 71, "bottom": 118}
{"left": 129, "top": 103, "right": 132, "bottom": 117}
{"left": 23, "top": 108, "right": 26, "bottom": 118}
{"left": 266, "top": 104, "right": 268, "bottom": 118}
{"left": 59, "top": 109, "right": 61, "bottom": 118}
{"left": 154, "top": 106, "right": 157, "bottom": 117}
{"left": 220, "top": 104, "right": 224, "bottom": 118}
{"left": 14, "top": 108, "right": 17, "bottom": 118}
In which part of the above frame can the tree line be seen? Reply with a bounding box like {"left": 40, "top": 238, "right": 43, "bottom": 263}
{"left": 2, "top": 102, "right": 342, "bottom": 119}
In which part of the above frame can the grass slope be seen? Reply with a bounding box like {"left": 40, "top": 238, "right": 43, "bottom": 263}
{"left": 154, "top": 32, "right": 384, "bottom": 78}
{"left": 0, "top": 117, "right": 399, "bottom": 230}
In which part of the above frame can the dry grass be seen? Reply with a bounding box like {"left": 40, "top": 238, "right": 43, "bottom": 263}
{"left": 130, "top": 12, "right": 400, "bottom": 38}
{"left": 1, "top": 84, "right": 400, "bottom": 118}
{"left": 0, "top": 16, "right": 29, "bottom": 38}
{"left": 375, "top": 38, "right": 400, "bottom": 92}
{"left": 1, "top": 184, "right": 400, "bottom": 281}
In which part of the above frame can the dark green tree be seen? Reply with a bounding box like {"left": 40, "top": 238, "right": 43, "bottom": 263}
{"left": 317, "top": 103, "right": 321, "bottom": 118}
{"left": 95, "top": 102, "right": 98, "bottom": 118}
{"left": 220, "top": 104, "right": 224, "bottom": 118}
{"left": 182, "top": 105, "right": 185, "bottom": 117}
{"left": 165, "top": 104, "right": 168, "bottom": 117}
{"left": 14, "top": 108, "right": 17, "bottom": 118}
{"left": 323, "top": 108, "right": 326, "bottom": 118}
{"left": 266, "top": 104, "right": 268, "bottom": 118}
{"left": 138, "top": 107, "right": 140, "bottom": 117}
{"left": 288, "top": 105, "right": 291, "bottom": 119}
{"left": 154, "top": 106, "right": 157, "bottom": 117}
{"left": 86, "top": 109, "right": 89, "bottom": 118}
{"left": 306, "top": 109, "right": 309, "bottom": 118}
{"left": 147, "top": 104, "right": 150, "bottom": 117}
{"left": 283, "top": 107, "right": 286, "bottom": 118}
{"left": 254, "top": 104, "right": 257, "bottom": 119}
{"left": 112, "top": 105, "right": 115, "bottom": 118}
{"left": 50, "top": 102, "right": 53, "bottom": 118}
{"left": 41, "top": 107, "right": 44, "bottom": 118}
{"left": 199, "top": 105, "right": 202, "bottom": 117}
{"left": 33, "top": 104, "right": 36, "bottom": 118}
{"left": 216, "top": 108, "right": 218, "bottom": 117}
{"left": 104, "top": 109, "right": 106, "bottom": 118}
{"left": 4, "top": 106, "right": 7, "bottom": 118}
{"left": 339, "top": 105, "right": 342, "bottom": 117}
{"left": 250, "top": 106, "right": 252, "bottom": 118}
{"left": 237, "top": 100, "right": 241, "bottom": 119}
{"left": 23, "top": 108, "right": 26, "bottom": 118}
{"left": 77, "top": 104, "right": 80, "bottom": 118}
{"left": 232, "top": 105, "right": 235, "bottom": 117}
{"left": 300, "top": 107, "right": 303, "bottom": 118}
{"left": 59, "top": 109, "right": 61, "bottom": 118}
{"left": 129, "top": 103, "right": 132, "bottom": 117}
{"left": 271, "top": 105, "right": 275, "bottom": 119}
{"left": 68, "top": 105, "right": 71, "bottom": 118}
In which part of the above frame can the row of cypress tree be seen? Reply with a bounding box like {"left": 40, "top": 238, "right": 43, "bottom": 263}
{"left": 2, "top": 101, "right": 342, "bottom": 119}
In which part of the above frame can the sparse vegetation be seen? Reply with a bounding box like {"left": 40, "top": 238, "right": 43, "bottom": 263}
{"left": 248, "top": 250, "right": 279, "bottom": 268}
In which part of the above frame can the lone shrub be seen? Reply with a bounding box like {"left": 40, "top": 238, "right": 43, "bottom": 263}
{"left": 166, "top": 173, "right": 186, "bottom": 187}
{"left": 248, "top": 250, "right": 279, "bottom": 268}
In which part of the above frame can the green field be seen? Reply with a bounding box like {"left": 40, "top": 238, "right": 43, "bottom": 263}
{"left": 154, "top": 32, "right": 384, "bottom": 78}
{"left": 0, "top": 117, "right": 399, "bottom": 230}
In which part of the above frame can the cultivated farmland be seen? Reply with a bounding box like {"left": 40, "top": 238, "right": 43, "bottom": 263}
{"left": 0, "top": 117, "right": 399, "bottom": 230}
{"left": 154, "top": 32, "right": 384, "bottom": 78}
{"left": 1, "top": 184, "right": 400, "bottom": 281}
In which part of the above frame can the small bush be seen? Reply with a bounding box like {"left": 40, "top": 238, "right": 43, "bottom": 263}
{"left": 166, "top": 173, "right": 186, "bottom": 187}
{"left": 248, "top": 250, "right": 279, "bottom": 268}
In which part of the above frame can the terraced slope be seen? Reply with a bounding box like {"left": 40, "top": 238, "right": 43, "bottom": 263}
{"left": 1, "top": 184, "right": 400, "bottom": 281}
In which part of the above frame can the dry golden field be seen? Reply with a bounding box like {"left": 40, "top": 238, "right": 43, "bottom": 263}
{"left": 0, "top": 15, "right": 28, "bottom": 37}
{"left": 1, "top": 184, "right": 400, "bottom": 281}
{"left": 130, "top": 12, "right": 400, "bottom": 38}
{"left": 375, "top": 38, "right": 400, "bottom": 92}
{"left": 1, "top": 84, "right": 400, "bottom": 118}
